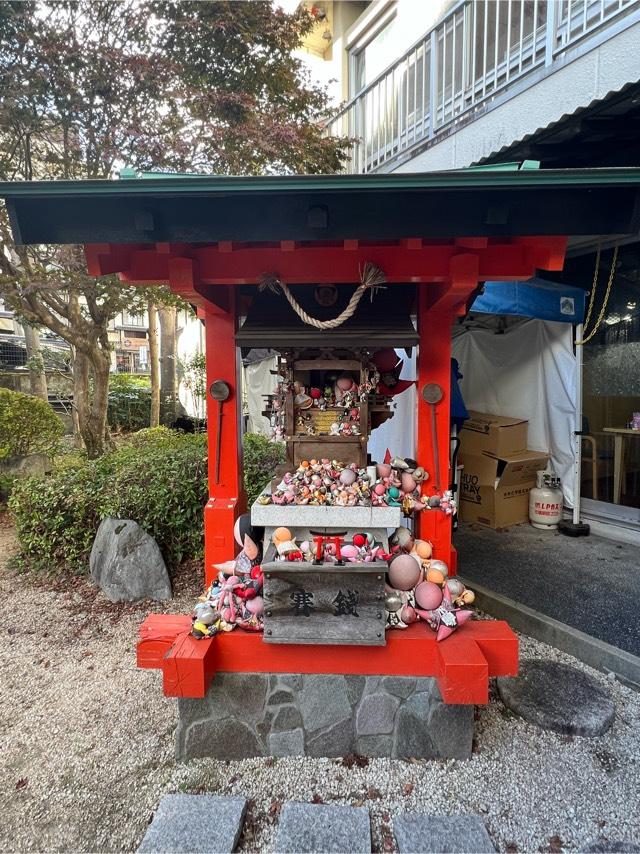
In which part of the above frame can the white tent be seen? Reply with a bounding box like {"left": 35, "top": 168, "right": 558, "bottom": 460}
{"left": 452, "top": 319, "right": 577, "bottom": 506}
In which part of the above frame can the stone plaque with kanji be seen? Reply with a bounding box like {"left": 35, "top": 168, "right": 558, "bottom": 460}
{"left": 262, "top": 566, "right": 386, "bottom": 646}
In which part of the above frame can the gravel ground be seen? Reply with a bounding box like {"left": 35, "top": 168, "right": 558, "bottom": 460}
{"left": 1, "top": 513, "right": 639, "bottom": 853}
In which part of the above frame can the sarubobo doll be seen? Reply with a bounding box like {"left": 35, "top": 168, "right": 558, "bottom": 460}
{"left": 384, "top": 584, "right": 418, "bottom": 630}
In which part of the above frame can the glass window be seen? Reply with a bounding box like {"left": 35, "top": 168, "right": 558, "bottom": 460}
{"left": 350, "top": 17, "right": 397, "bottom": 96}
{"left": 578, "top": 247, "right": 640, "bottom": 513}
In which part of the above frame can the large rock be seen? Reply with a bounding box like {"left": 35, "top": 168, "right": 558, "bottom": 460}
{"left": 0, "top": 453, "right": 52, "bottom": 479}
{"left": 90, "top": 517, "right": 171, "bottom": 602}
{"left": 183, "top": 717, "right": 264, "bottom": 762}
{"left": 497, "top": 659, "right": 615, "bottom": 737}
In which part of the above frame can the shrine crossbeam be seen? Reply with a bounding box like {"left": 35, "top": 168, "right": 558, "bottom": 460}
{"left": 138, "top": 614, "right": 518, "bottom": 705}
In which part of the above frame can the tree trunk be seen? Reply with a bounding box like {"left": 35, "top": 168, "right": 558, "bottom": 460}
{"left": 86, "top": 347, "right": 113, "bottom": 458}
{"left": 159, "top": 305, "right": 178, "bottom": 425}
{"left": 71, "top": 345, "right": 112, "bottom": 459}
{"left": 23, "top": 323, "right": 48, "bottom": 400}
{"left": 72, "top": 350, "right": 89, "bottom": 450}
{"left": 69, "top": 346, "right": 81, "bottom": 447}
{"left": 148, "top": 302, "right": 160, "bottom": 427}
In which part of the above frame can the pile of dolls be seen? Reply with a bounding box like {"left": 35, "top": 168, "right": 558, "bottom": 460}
{"left": 258, "top": 459, "right": 372, "bottom": 507}
{"left": 257, "top": 454, "right": 456, "bottom": 518}
{"left": 269, "top": 526, "right": 389, "bottom": 564}
{"left": 370, "top": 455, "right": 457, "bottom": 517}
{"left": 329, "top": 406, "right": 361, "bottom": 437}
{"left": 190, "top": 516, "right": 265, "bottom": 638}
{"left": 384, "top": 526, "right": 475, "bottom": 641}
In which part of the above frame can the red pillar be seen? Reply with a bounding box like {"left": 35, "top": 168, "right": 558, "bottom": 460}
{"left": 415, "top": 256, "right": 479, "bottom": 573}
{"left": 202, "top": 287, "right": 246, "bottom": 586}
{"left": 416, "top": 289, "right": 454, "bottom": 570}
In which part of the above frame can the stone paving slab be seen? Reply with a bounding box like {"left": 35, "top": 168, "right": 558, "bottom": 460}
{"left": 137, "top": 794, "right": 247, "bottom": 853}
{"left": 274, "top": 802, "right": 371, "bottom": 853}
{"left": 393, "top": 814, "right": 496, "bottom": 853}
{"left": 497, "top": 659, "right": 615, "bottom": 737}
{"left": 581, "top": 843, "right": 640, "bottom": 852}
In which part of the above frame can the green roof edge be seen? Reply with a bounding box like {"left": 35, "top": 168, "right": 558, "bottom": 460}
{"left": 2, "top": 166, "right": 640, "bottom": 199}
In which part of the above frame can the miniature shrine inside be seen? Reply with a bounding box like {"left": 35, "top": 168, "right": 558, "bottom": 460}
{"left": 4, "top": 168, "right": 640, "bottom": 759}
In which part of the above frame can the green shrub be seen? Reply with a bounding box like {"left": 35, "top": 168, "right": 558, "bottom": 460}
{"left": 125, "top": 426, "right": 177, "bottom": 448}
{"left": 243, "top": 432, "right": 285, "bottom": 506}
{"left": 107, "top": 374, "right": 151, "bottom": 432}
{"left": 9, "top": 430, "right": 208, "bottom": 574}
{"left": 0, "top": 388, "right": 64, "bottom": 460}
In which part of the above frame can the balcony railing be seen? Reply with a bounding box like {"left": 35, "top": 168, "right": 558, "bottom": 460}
{"left": 328, "top": 0, "right": 639, "bottom": 173}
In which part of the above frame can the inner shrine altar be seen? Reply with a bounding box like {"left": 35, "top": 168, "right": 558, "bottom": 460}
{"left": 4, "top": 167, "right": 640, "bottom": 759}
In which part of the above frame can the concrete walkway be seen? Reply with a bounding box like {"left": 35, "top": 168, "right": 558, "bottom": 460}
{"left": 455, "top": 523, "right": 640, "bottom": 657}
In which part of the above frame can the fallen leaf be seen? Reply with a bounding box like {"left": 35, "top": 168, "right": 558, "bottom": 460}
{"left": 342, "top": 754, "right": 369, "bottom": 769}
{"left": 403, "top": 782, "right": 414, "bottom": 796}
{"left": 311, "top": 794, "right": 324, "bottom": 804}
{"left": 15, "top": 779, "right": 27, "bottom": 790}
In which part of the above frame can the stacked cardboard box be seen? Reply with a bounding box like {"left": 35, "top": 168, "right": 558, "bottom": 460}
{"left": 458, "top": 411, "right": 548, "bottom": 529}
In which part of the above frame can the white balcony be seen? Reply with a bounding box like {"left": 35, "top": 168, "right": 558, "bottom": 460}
{"left": 328, "top": 0, "right": 640, "bottom": 173}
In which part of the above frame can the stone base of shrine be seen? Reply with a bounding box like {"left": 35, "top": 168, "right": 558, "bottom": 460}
{"left": 175, "top": 672, "right": 474, "bottom": 762}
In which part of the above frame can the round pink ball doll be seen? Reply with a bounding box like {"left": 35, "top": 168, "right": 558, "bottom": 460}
{"left": 414, "top": 580, "right": 443, "bottom": 611}
{"left": 388, "top": 553, "right": 422, "bottom": 591}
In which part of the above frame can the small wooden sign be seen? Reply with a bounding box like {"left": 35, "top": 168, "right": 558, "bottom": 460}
{"left": 262, "top": 565, "right": 386, "bottom": 646}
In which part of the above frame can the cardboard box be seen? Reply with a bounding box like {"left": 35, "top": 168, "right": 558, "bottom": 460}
{"left": 460, "top": 411, "right": 529, "bottom": 458}
{"left": 459, "top": 449, "right": 549, "bottom": 529}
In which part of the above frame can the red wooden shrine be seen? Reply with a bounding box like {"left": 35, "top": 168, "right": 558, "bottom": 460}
{"left": 86, "top": 234, "right": 567, "bottom": 702}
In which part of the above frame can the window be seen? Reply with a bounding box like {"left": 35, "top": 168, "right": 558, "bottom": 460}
{"left": 121, "top": 310, "right": 147, "bottom": 327}
{"left": 350, "top": 16, "right": 397, "bottom": 97}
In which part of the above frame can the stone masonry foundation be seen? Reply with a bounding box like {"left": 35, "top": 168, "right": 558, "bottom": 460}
{"left": 175, "top": 673, "right": 474, "bottom": 761}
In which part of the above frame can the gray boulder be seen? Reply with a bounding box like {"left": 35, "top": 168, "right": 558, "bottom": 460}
{"left": 90, "top": 517, "right": 171, "bottom": 602}
{"left": 0, "top": 453, "right": 52, "bottom": 479}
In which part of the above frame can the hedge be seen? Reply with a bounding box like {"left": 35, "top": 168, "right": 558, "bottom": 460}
{"left": 9, "top": 427, "right": 208, "bottom": 574}
{"left": 243, "top": 432, "right": 285, "bottom": 505}
{"left": 0, "top": 388, "right": 64, "bottom": 460}
{"left": 9, "top": 428, "right": 286, "bottom": 575}
{"left": 107, "top": 374, "right": 152, "bottom": 433}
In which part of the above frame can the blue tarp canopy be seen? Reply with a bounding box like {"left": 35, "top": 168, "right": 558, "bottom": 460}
{"left": 470, "top": 277, "right": 586, "bottom": 324}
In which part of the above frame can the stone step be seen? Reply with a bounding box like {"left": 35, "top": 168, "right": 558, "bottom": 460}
{"left": 393, "top": 814, "right": 496, "bottom": 853}
{"left": 497, "top": 659, "right": 615, "bottom": 737}
{"left": 274, "top": 802, "right": 372, "bottom": 853}
{"left": 137, "top": 794, "right": 247, "bottom": 854}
